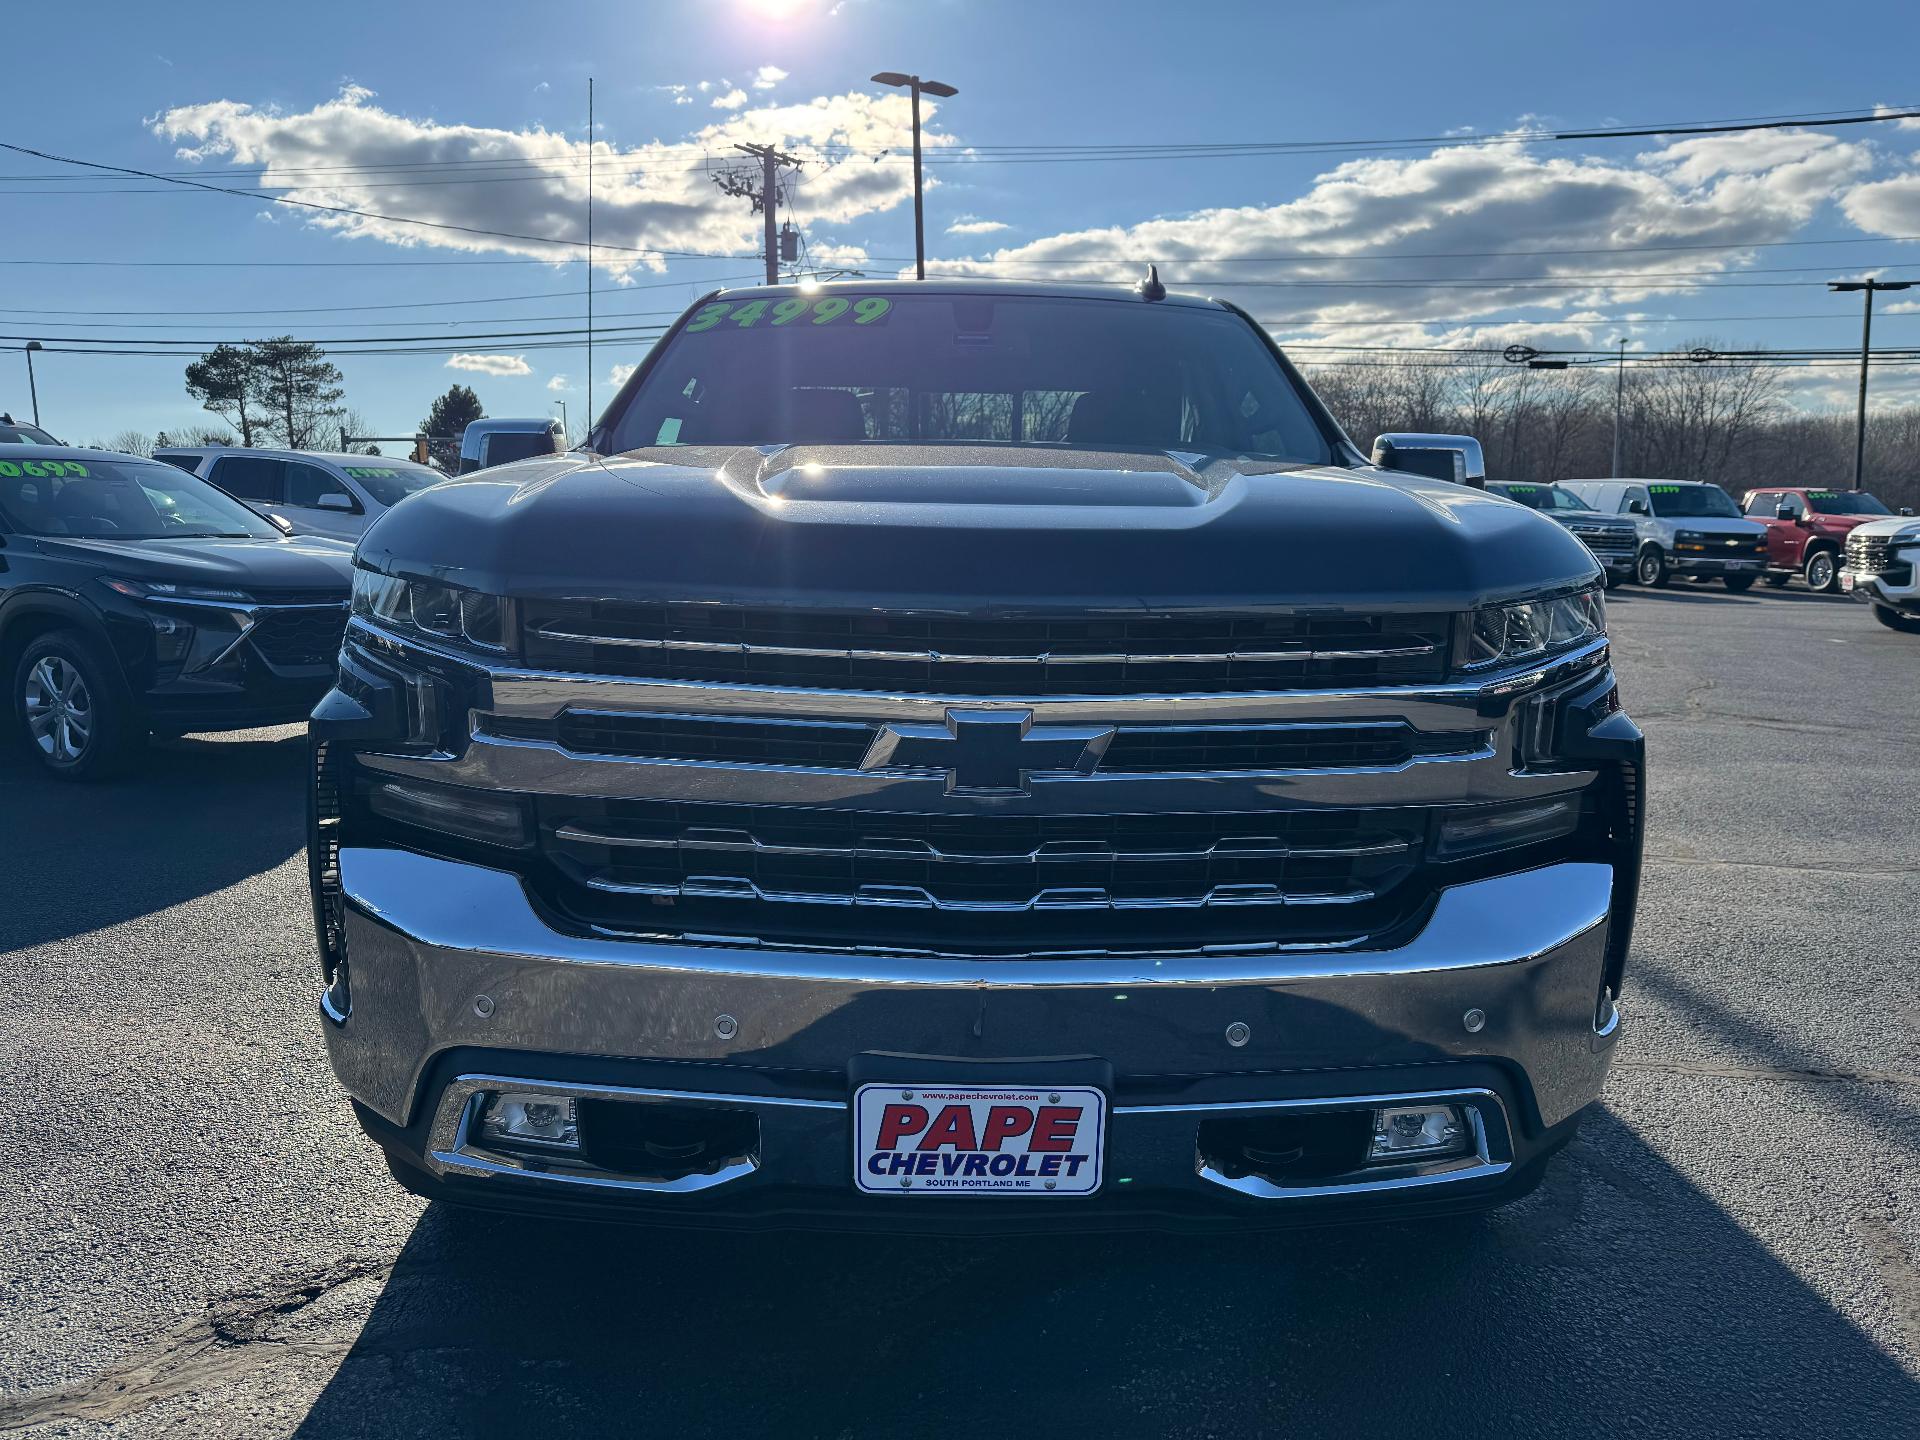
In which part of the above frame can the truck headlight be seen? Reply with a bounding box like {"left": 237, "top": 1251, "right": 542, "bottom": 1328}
{"left": 1463, "top": 585, "right": 1605, "bottom": 670}
{"left": 351, "top": 567, "right": 512, "bottom": 652}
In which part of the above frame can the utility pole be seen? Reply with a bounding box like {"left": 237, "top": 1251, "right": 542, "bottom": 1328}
{"left": 726, "top": 143, "right": 802, "bottom": 284}
{"left": 871, "top": 73, "right": 958, "bottom": 279}
{"left": 586, "top": 78, "right": 595, "bottom": 432}
{"left": 1828, "top": 278, "right": 1915, "bottom": 489}
{"left": 24, "top": 341, "right": 43, "bottom": 426}
{"left": 1610, "top": 338, "right": 1626, "bottom": 478}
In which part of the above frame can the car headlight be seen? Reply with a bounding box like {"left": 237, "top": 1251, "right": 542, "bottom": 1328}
{"left": 1464, "top": 585, "right": 1606, "bottom": 671}
{"left": 103, "top": 576, "right": 255, "bottom": 604}
{"left": 351, "top": 566, "right": 511, "bottom": 652}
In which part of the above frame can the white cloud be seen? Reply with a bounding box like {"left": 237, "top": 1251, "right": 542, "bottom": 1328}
{"left": 547, "top": 373, "right": 571, "bottom": 391}
{"left": 533, "top": 81, "right": 550, "bottom": 94}
{"left": 937, "top": 130, "right": 1876, "bottom": 345}
{"left": 753, "top": 65, "right": 789, "bottom": 90}
{"left": 608, "top": 363, "right": 637, "bottom": 388}
{"left": 674, "top": 93, "right": 692, "bottom": 105}
{"left": 152, "top": 84, "right": 946, "bottom": 274}
{"left": 447, "top": 353, "right": 532, "bottom": 376}
{"left": 711, "top": 88, "right": 749, "bottom": 110}
{"left": 947, "top": 218, "right": 1009, "bottom": 235}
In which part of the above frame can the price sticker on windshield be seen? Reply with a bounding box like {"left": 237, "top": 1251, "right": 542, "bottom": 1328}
{"left": 1649, "top": 484, "right": 1682, "bottom": 494}
{"left": 344, "top": 467, "right": 401, "bottom": 479}
{"left": 682, "top": 296, "right": 893, "bottom": 333}
{"left": 0, "top": 459, "right": 88, "bottom": 478}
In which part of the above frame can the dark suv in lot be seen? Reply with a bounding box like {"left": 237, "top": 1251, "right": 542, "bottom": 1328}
{"left": 0, "top": 447, "right": 353, "bottom": 778}
{"left": 311, "top": 280, "right": 1645, "bottom": 1229}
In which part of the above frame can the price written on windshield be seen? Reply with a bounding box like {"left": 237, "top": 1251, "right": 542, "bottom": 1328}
{"left": 683, "top": 296, "right": 893, "bottom": 333}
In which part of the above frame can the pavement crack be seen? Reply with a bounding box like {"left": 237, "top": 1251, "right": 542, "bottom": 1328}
{"left": 1644, "top": 853, "right": 1920, "bottom": 879}
{"left": 0, "top": 1252, "right": 392, "bottom": 1430}
{"left": 1615, "top": 1059, "right": 1920, "bottom": 1089}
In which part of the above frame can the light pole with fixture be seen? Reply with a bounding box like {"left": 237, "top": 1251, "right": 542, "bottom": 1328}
{"left": 24, "top": 340, "right": 43, "bottom": 427}
{"left": 1828, "top": 278, "right": 1914, "bottom": 490}
{"left": 1610, "top": 338, "right": 1627, "bottom": 478}
{"left": 871, "top": 72, "right": 958, "bottom": 279}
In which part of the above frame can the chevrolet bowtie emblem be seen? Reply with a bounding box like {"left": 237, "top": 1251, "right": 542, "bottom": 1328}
{"left": 861, "top": 708, "right": 1115, "bottom": 795}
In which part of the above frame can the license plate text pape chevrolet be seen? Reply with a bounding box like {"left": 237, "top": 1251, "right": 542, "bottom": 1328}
{"left": 853, "top": 1084, "right": 1107, "bottom": 1196}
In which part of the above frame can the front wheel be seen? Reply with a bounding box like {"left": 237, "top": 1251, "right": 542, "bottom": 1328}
{"left": 1724, "top": 573, "right": 1756, "bottom": 592}
{"left": 12, "top": 630, "right": 142, "bottom": 780}
{"left": 1872, "top": 603, "right": 1920, "bottom": 634}
{"left": 1803, "top": 548, "right": 1839, "bottom": 593}
{"left": 1636, "top": 546, "right": 1670, "bottom": 588}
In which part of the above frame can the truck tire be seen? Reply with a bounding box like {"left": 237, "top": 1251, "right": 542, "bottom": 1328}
{"left": 1635, "top": 546, "right": 1670, "bottom": 588}
{"left": 1802, "top": 547, "right": 1839, "bottom": 593}
{"left": 1724, "top": 573, "right": 1756, "bottom": 592}
{"left": 11, "top": 629, "right": 144, "bottom": 780}
{"left": 1872, "top": 603, "right": 1920, "bottom": 634}
{"left": 1763, "top": 572, "right": 1790, "bottom": 587}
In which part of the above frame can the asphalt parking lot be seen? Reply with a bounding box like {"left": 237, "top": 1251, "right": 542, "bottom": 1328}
{"left": 2, "top": 583, "right": 1916, "bottom": 1439}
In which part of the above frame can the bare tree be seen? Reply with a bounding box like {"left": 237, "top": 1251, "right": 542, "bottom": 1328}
{"left": 106, "top": 429, "right": 155, "bottom": 458}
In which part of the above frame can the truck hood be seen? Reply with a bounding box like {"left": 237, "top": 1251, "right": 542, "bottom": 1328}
{"left": 32, "top": 533, "right": 354, "bottom": 593}
{"left": 1842, "top": 516, "right": 1920, "bottom": 541}
{"left": 358, "top": 444, "right": 1602, "bottom": 612}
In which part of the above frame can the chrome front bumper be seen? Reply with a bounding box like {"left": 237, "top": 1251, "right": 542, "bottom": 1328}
{"left": 325, "top": 847, "right": 1622, "bottom": 1213}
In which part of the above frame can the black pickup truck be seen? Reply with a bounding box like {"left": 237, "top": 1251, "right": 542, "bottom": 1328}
{"left": 310, "top": 280, "right": 1644, "bottom": 1229}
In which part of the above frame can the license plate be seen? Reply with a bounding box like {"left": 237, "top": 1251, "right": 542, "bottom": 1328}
{"left": 853, "top": 1084, "right": 1106, "bottom": 1196}
{"left": 1841, "top": 571, "right": 1856, "bottom": 592}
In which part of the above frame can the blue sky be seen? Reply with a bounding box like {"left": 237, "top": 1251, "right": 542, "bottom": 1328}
{"left": 8, "top": 0, "right": 1920, "bottom": 447}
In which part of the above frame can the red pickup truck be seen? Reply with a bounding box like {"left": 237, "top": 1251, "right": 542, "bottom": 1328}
{"left": 1740, "top": 487, "right": 1898, "bottom": 592}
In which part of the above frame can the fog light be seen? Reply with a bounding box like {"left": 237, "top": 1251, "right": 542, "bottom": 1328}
{"left": 1367, "top": 1105, "right": 1471, "bottom": 1162}
{"left": 479, "top": 1092, "right": 579, "bottom": 1151}
{"left": 1434, "top": 794, "right": 1581, "bottom": 860}
{"left": 366, "top": 776, "right": 531, "bottom": 848}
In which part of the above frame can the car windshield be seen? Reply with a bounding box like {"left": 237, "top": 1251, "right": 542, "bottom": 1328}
{"left": 0, "top": 454, "right": 281, "bottom": 539}
{"left": 1648, "top": 483, "right": 1742, "bottom": 518}
{"left": 0, "top": 421, "right": 60, "bottom": 445}
{"left": 1805, "top": 490, "right": 1892, "bottom": 516}
{"left": 337, "top": 460, "right": 443, "bottom": 508}
{"left": 602, "top": 291, "right": 1334, "bottom": 464}
{"left": 1492, "top": 483, "right": 1590, "bottom": 512}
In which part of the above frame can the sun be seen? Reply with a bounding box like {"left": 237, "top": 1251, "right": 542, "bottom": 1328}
{"left": 741, "top": 0, "right": 811, "bottom": 18}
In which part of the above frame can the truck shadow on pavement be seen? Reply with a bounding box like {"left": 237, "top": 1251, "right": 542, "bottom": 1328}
{"left": 0, "top": 729, "right": 306, "bottom": 953}
{"left": 285, "top": 1107, "right": 1916, "bottom": 1440}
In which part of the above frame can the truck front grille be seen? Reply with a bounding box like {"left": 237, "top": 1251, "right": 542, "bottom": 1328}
{"left": 481, "top": 711, "right": 1488, "bottom": 774}
{"left": 1843, "top": 533, "right": 1904, "bottom": 583}
{"left": 1569, "top": 525, "right": 1635, "bottom": 556}
{"left": 517, "top": 601, "right": 1454, "bottom": 695}
{"left": 531, "top": 797, "right": 1429, "bottom": 955}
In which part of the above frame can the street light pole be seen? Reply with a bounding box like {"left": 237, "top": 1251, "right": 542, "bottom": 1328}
{"left": 1610, "top": 338, "right": 1625, "bottom": 478}
{"left": 24, "top": 340, "right": 43, "bottom": 427}
{"left": 871, "top": 72, "right": 958, "bottom": 279}
{"left": 1829, "top": 278, "right": 1915, "bottom": 490}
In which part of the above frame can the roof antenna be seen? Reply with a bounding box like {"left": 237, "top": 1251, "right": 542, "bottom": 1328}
{"left": 1139, "top": 263, "right": 1166, "bottom": 301}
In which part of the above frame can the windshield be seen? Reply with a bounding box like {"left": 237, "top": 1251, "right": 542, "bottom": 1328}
{"left": 0, "top": 455, "right": 281, "bottom": 539}
{"left": 481, "top": 430, "right": 561, "bottom": 468}
{"left": 602, "top": 292, "right": 1334, "bottom": 464}
{"left": 1806, "top": 490, "right": 1892, "bottom": 516}
{"left": 1491, "top": 483, "right": 1591, "bottom": 512}
{"left": 1649, "top": 483, "right": 1742, "bottom": 518}
{"left": 0, "top": 421, "right": 60, "bottom": 445}
{"left": 339, "top": 461, "right": 443, "bottom": 508}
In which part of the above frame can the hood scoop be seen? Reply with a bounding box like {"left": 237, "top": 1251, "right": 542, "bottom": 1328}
{"left": 752, "top": 453, "right": 1212, "bottom": 509}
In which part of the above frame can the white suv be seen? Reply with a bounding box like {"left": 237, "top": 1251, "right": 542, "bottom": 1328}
{"left": 152, "top": 448, "right": 447, "bottom": 542}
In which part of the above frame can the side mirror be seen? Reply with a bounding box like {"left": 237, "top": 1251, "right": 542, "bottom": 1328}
{"left": 1370, "top": 433, "right": 1486, "bottom": 489}
{"left": 317, "top": 492, "right": 356, "bottom": 512}
{"left": 1775, "top": 503, "right": 1795, "bottom": 521}
{"left": 1902, "top": 507, "right": 1915, "bottom": 517}
{"left": 1627, "top": 499, "right": 1648, "bottom": 515}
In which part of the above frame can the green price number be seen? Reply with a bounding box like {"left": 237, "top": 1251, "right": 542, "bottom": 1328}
{"left": 0, "top": 459, "right": 88, "bottom": 478}
{"left": 344, "top": 468, "right": 399, "bottom": 479}
{"left": 680, "top": 296, "right": 892, "bottom": 333}
{"left": 1649, "top": 485, "right": 1681, "bottom": 494}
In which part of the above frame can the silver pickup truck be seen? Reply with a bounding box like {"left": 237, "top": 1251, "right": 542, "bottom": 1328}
{"left": 308, "top": 280, "right": 1645, "bottom": 1229}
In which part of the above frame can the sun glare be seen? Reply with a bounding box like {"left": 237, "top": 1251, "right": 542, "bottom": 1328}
{"left": 741, "top": 0, "right": 810, "bottom": 19}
